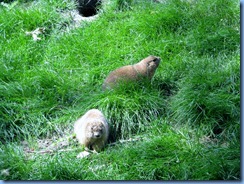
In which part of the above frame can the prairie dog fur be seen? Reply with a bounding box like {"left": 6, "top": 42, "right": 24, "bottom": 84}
{"left": 103, "top": 55, "right": 161, "bottom": 90}
{"left": 74, "top": 109, "right": 109, "bottom": 152}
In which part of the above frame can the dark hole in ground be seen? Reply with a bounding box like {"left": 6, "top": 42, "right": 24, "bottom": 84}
{"left": 77, "top": 0, "right": 101, "bottom": 17}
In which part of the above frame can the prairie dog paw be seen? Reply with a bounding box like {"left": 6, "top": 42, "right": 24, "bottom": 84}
{"left": 77, "top": 151, "right": 90, "bottom": 158}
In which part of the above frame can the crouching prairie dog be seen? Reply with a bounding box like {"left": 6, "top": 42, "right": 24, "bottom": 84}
{"left": 74, "top": 109, "right": 109, "bottom": 155}
{"left": 102, "top": 55, "right": 161, "bottom": 90}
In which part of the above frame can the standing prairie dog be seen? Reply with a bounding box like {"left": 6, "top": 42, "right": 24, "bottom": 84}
{"left": 74, "top": 109, "right": 109, "bottom": 153}
{"left": 102, "top": 55, "right": 161, "bottom": 90}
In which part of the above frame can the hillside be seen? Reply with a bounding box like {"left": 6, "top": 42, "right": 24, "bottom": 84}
{"left": 0, "top": 0, "right": 240, "bottom": 180}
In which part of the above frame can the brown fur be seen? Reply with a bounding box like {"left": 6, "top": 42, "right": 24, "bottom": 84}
{"left": 74, "top": 109, "right": 109, "bottom": 152}
{"left": 102, "top": 55, "right": 161, "bottom": 90}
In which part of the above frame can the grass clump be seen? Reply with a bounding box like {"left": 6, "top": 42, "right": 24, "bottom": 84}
{"left": 90, "top": 83, "right": 165, "bottom": 141}
{"left": 170, "top": 53, "right": 240, "bottom": 127}
{"left": 0, "top": 0, "right": 240, "bottom": 180}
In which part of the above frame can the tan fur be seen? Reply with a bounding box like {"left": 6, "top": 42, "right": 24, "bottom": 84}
{"left": 74, "top": 109, "right": 109, "bottom": 152}
{"left": 102, "top": 55, "right": 161, "bottom": 90}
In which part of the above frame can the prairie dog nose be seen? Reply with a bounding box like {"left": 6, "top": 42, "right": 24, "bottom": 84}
{"left": 94, "top": 132, "right": 101, "bottom": 138}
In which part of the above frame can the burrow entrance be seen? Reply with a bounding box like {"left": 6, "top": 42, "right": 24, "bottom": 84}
{"left": 77, "top": 0, "right": 102, "bottom": 17}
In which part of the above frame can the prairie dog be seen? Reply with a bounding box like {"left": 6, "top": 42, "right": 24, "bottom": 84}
{"left": 74, "top": 109, "right": 109, "bottom": 152}
{"left": 102, "top": 55, "right": 161, "bottom": 90}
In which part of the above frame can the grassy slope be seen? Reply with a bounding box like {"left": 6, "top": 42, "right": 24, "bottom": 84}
{"left": 0, "top": 0, "right": 240, "bottom": 180}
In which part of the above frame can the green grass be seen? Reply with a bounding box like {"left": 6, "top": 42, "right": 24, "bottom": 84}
{"left": 0, "top": 0, "right": 240, "bottom": 180}
{"left": 0, "top": 121, "right": 240, "bottom": 180}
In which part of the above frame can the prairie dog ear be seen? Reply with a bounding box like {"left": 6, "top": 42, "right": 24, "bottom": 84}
{"left": 147, "top": 60, "right": 157, "bottom": 67}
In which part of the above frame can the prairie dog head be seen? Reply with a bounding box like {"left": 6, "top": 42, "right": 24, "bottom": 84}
{"left": 145, "top": 55, "right": 160, "bottom": 67}
{"left": 137, "top": 55, "right": 161, "bottom": 78}
{"left": 85, "top": 120, "right": 106, "bottom": 139}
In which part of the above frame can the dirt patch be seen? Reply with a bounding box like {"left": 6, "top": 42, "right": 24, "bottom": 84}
{"left": 21, "top": 134, "right": 80, "bottom": 156}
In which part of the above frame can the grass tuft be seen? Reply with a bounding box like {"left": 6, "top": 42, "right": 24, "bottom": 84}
{"left": 87, "top": 82, "right": 166, "bottom": 141}
{"left": 169, "top": 53, "right": 240, "bottom": 138}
